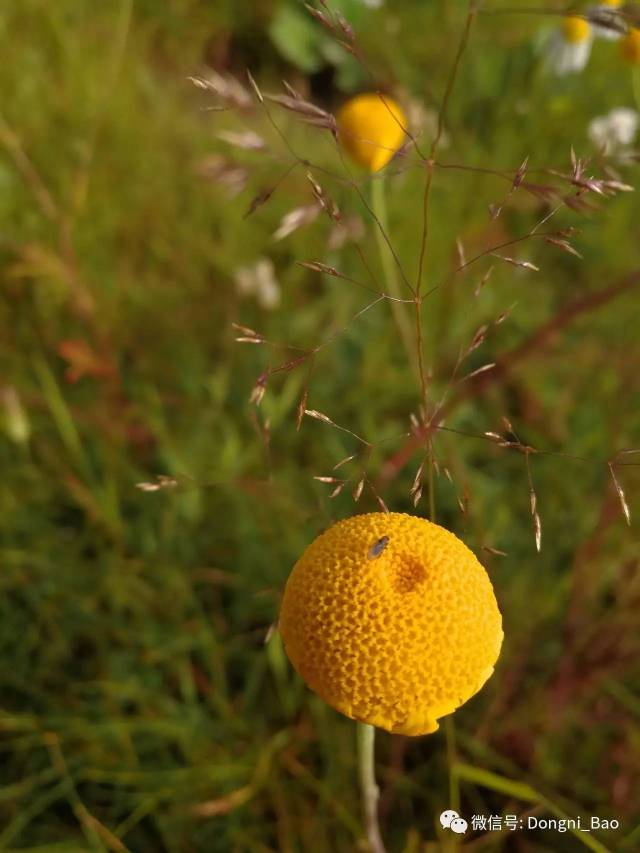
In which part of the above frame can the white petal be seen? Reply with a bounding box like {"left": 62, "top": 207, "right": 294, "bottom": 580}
{"left": 546, "top": 33, "right": 593, "bottom": 75}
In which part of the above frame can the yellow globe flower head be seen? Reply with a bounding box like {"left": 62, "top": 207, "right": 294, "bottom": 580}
{"left": 337, "top": 93, "right": 407, "bottom": 173}
{"left": 621, "top": 28, "right": 640, "bottom": 64}
{"left": 279, "top": 512, "right": 503, "bottom": 736}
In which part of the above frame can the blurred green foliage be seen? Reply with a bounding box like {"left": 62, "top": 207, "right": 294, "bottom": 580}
{"left": 0, "top": 1, "right": 639, "bottom": 851}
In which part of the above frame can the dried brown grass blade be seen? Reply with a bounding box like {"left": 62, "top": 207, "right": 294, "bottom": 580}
{"left": 136, "top": 476, "right": 179, "bottom": 492}
{"left": 305, "top": 408, "right": 335, "bottom": 426}
{"left": 482, "top": 545, "right": 508, "bottom": 557}
{"left": 296, "top": 389, "right": 308, "bottom": 431}
{"left": 246, "top": 69, "right": 264, "bottom": 103}
{"left": 244, "top": 187, "right": 275, "bottom": 219}
{"left": 462, "top": 363, "right": 495, "bottom": 382}
{"left": 492, "top": 254, "right": 539, "bottom": 272}
{"left": 533, "top": 510, "right": 542, "bottom": 553}
{"left": 304, "top": 4, "right": 335, "bottom": 31}
{"left": 544, "top": 236, "right": 583, "bottom": 259}
{"left": 333, "top": 454, "right": 356, "bottom": 470}
{"left": 475, "top": 265, "right": 494, "bottom": 297}
{"left": 375, "top": 493, "right": 390, "bottom": 513}
{"left": 297, "top": 261, "right": 339, "bottom": 277}
{"left": 609, "top": 463, "right": 631, "bottom": 525}
{"left": 410, "top": 461, "right": 424, "bottom": 496}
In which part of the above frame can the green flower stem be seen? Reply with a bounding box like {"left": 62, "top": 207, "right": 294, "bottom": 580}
{"left": 370, "top": 176, "right": 418, "bottom": 381}
{"left": 445, "top": 716, "right": 461, "bottom": 810}
{"left": 357, "top": 723, "right": 386, "bottom": 853}
{"left": 633, "top": 68, "right": 640, "bottom": 113}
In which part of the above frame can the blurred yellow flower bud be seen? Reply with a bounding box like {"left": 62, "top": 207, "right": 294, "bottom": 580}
{"left": 562, "top": 16, "right": 591, "bottom": 45}
{"left": 337, "top": 93, "right": 407, "bottom": 173}
{"left": 620, "top": 28, "right": 640, "bottom": 64}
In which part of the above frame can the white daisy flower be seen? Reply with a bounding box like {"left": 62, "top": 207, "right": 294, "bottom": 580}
{"left": 587, "top": 0, "right": 624, "bottom": 41}
{"left": 588, "top": 108, "right": 640, "bottom": 154}
{"left": 234, "top": 259, "right": 281, "bottom": 310}
{"left": 546, "top": 16, "right": 593, "bottom": 75}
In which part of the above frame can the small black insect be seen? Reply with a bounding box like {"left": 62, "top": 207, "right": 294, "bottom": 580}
{"left": 368, "top": 535, "right": 390, "bottom": 559}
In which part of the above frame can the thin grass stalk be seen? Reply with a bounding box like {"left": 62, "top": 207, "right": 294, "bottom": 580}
{"left": 633, "top": 67, "right": 640, "bottom": 112}
{"left": 445, "top": 717, "right": 461, "bottom": 850}
{"left": 370, "top": 176, "right": 417, "bottom": 379}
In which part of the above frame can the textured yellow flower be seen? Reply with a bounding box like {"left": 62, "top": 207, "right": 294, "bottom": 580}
{"left": 336, "top": 94, "right": 406, "bottom": 172}
{"left": 562, "top": 16, "right": 591, "bottom": 45}
{"left": 621, "top": 28, "right": 640, "bottom": 64}
{"left": 279, "top": 513, "right": 503, "bottom": 736}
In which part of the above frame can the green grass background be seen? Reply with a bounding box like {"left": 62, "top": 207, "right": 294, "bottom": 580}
{"left": 0, "top": 1, "right": 639, "bottom": 851}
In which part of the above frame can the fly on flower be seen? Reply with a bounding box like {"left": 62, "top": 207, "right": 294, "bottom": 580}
{"left": 546, "top": 16, "right": 593, "bottom": 75}
{"left": 368, "top": 535, "right": 390, "bottom": 559}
